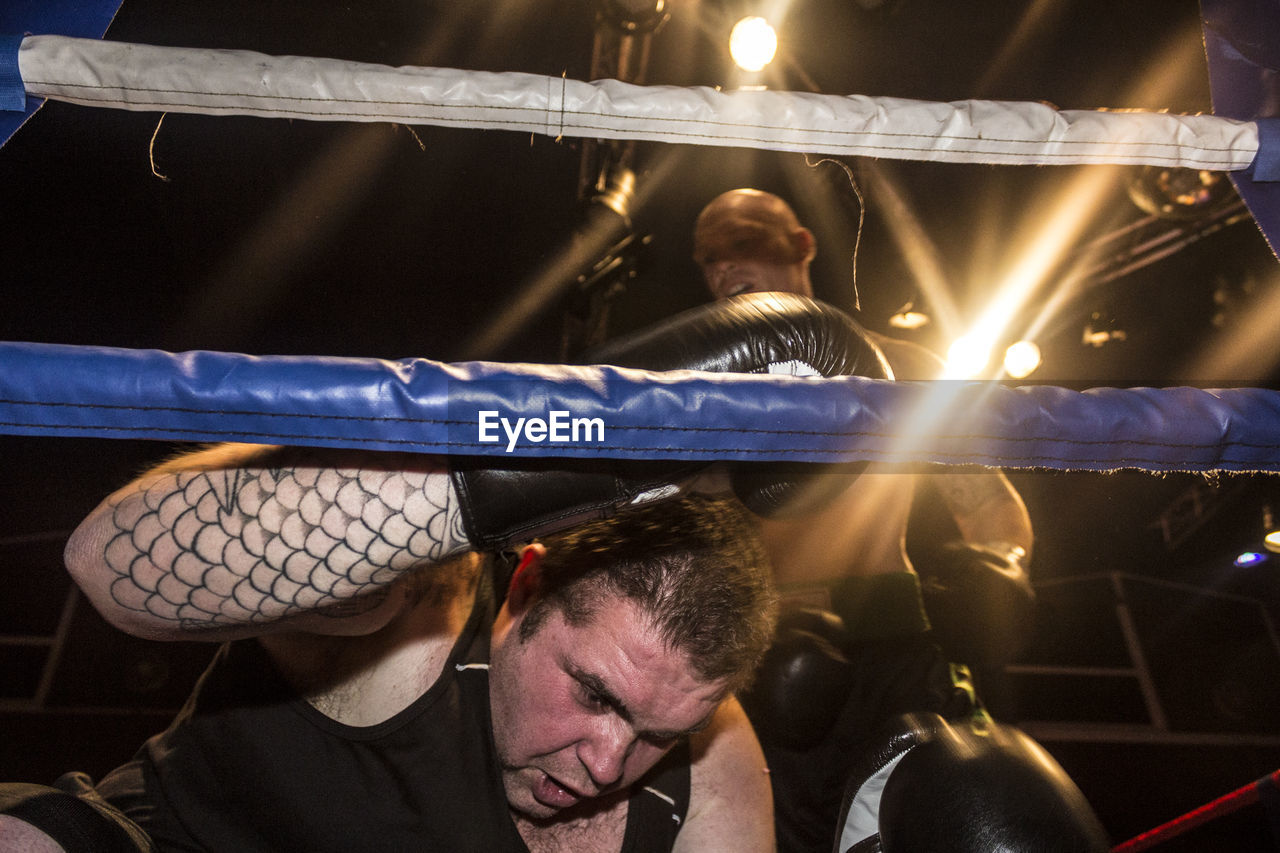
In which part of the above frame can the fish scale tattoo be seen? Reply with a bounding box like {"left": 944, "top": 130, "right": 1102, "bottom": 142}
{"left": 102, "top": 464, "right": 467, "bottom": 628}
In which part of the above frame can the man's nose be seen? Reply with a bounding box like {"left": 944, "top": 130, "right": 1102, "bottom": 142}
{"left": 578, "top": 717, "right": 634, "bottom": 790}
{"left": 705, "top": 261, "right": 738, "bottom": 297}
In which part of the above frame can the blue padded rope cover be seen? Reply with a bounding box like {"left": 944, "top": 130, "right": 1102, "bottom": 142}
{"left": 1, "top": 340, "right": 1280, "bottom": 472}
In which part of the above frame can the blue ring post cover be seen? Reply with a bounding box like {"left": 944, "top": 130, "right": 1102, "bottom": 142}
{"left": 0, "top": 0, "right": 125, "bottom": 146}
{"left": 0, "top": 34, "right": 24, "bottom": 112}
{"left": 1202, "top": 0, "right": 1280, "bottom": 254}
{"left": 1252, "top": 117, "right": 1280, "bottom": 181}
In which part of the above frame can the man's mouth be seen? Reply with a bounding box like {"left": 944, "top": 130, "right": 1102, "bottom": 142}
{"left": 532, "top": 771, "right": 585, "bottom": 810}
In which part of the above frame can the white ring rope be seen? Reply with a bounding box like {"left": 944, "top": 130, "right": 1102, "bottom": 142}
{"left": 16, "top": 34, "right": 1260, "bottom": 171}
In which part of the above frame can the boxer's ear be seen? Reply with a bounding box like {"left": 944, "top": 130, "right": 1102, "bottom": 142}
{"left": 506, "top": 543, "right": 546, "bottom": 614}
{"left": 792, "top": 226, "right": 816, "bottom": 262}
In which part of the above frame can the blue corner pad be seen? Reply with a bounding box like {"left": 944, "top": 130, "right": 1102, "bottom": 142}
{"left": 1253, "top": 117, "right": 1280, "bottom": 181}
{"left": 0, "top": 34, "right": 24, "bottom": 112}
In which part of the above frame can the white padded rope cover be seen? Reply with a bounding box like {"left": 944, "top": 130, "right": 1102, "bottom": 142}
{"left": 17, "top": 35, "right": 1260, "bottom": 170}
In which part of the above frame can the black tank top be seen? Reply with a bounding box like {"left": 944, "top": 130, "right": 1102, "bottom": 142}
{"left": 99, "top": 569, "right": 691, "bottom": 852}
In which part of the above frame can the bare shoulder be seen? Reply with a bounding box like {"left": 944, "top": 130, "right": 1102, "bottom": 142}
{"left": 259, "top": 553, "right": 482, "bottom": 726}
{"left": 677, "top": 696, "right": 774, "bottom": 853}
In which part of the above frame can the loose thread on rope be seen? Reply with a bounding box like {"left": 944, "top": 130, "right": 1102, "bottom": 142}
{"left": 558, "top": 70, "right": 567, "bottom": 143}
{"left": 395, "top": 123, "right": 426, "bottom": 152}
{"left": 148, "top": 112, "right": 169, "bottom": 182}
{"left": 803, "top": 153, "right": 866, "bottom": 315}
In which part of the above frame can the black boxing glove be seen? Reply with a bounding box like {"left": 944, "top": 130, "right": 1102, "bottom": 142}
{"left": 581, "top": 292, "right": 892, "bottom": 518}
{"left": 917, "top": 542, "right": 1037, "bottom": 672}
{"left": 450, "top": 456, "right": 702, "bottom": 551}
{"left": 836, "top": 712, "right": 1110, "bottom": 853}
{"left": 739, "top": 608, "right": 855, "bottom": 751}
{"left": 451, "top": 293, "right": 890, "bottom": 549}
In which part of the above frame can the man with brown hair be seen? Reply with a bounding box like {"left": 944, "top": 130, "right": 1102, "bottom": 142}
{"left": 2, "top": 442, "right": 778, "bottom": 852}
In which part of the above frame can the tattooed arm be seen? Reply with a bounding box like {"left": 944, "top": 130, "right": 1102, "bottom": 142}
{"left": 64, "top": 443, "right": 470, "bottom": 641}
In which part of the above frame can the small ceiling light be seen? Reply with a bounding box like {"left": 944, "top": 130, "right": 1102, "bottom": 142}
{"left": 945, "top": 334, "right": 992, "bottom": 379}
{"left": 1126, "top": 167, "right": 1234, "bottom": 221}
{"left": 1003, "top": 340, "right": 1042, "bottom": 379}
{"left": 729, "top": 16, "right": 778, "bottom": 73}
{"left": 595, "top": 0, "right": 668, "bottom": 32}
{"left": 1081, "top": 322, "right": 1127, "bottom": 348}
{"left": 1263, "top": 505, "right": 1280, "bottom": 554}
{"left": 888, "top": 302, "right": 931, "bottom": 331}
{"left": 1235, "top": 551, "right": 1269, "bottom": 568}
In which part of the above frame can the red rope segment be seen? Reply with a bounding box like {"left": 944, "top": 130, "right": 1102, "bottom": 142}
{"left": 1112, "top": 769, "right": 1280, "bottom": 852}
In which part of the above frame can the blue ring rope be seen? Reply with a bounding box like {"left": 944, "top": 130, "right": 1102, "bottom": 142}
{"left": 1, "top": 341, "right": 1277, "bottom": 472}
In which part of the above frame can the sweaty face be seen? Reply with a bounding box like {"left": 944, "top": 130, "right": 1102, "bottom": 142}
{"left": 489, "top": 597, "right": 725, "bottom": 820}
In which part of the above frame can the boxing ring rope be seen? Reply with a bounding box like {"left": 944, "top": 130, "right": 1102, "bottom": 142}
{"left": 3, "top": 341, "right": 1280, "bottom": 473}
{"left": 1111, "top": 769, "right": 1280, "bottom": 851}
{"left": 2, "top": 16, "right": 1280, "bottom": 851}
{"left": 5, "top": 35, "right": 1273, "bottom": 173}
{"left": 0, "top": 31, "right": 1276, "bottom": 473}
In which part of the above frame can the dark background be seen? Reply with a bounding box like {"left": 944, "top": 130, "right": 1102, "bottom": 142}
{"left": 3, "top": 1, "right": 1280, "bottom": 848}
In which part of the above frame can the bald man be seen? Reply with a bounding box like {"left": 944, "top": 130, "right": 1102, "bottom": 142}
{"left": 694, "top": 189, "right": 817, "bottom": 300}
{"left": 694, "top": 188, "right": 1033, "bottom": 602}
{"left": 692, "top": 189, "right": 1039, "bottom": 853}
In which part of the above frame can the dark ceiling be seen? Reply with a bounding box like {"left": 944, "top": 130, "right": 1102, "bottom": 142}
{"left": 2, "top": 0, "right": 1267, "bottom": 368}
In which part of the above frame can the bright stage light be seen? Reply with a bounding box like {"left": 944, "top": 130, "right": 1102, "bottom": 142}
{"left": 1264, "top": 530, "right": 1280, "bottom": 554}
{"left": 1003, "top": 340, "right": 1042, "bottom": 379}
{"left": 729, "top": 16, "right": 778, "bottom": 72}
{"left": 1262, "top": 505, "right": 1280, "bottom": 554}
{"left": 945, "top": 334, "right": 992, "bottom": 379}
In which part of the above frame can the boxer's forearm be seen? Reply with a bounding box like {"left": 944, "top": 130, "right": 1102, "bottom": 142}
{"left": 931, "top": 471, "right": 1033, "bottom": 562}
{"left": 65, "top": 443, "right": 469, "bottom": 639}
